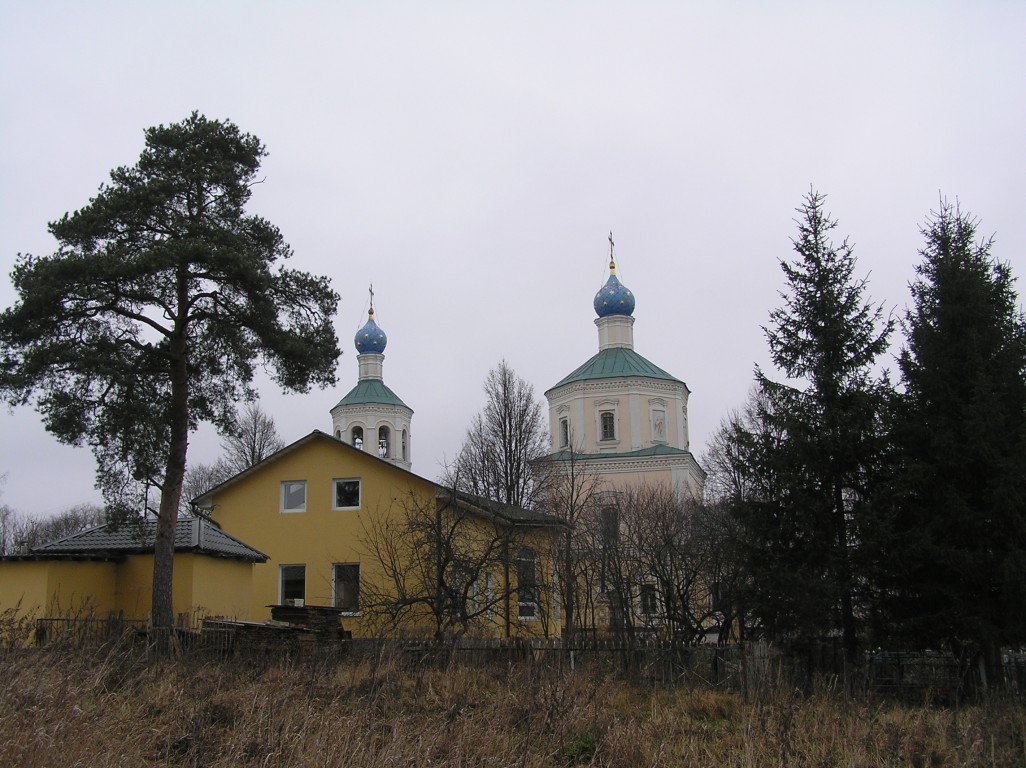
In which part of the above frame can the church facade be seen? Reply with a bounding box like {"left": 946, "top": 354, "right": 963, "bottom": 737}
{"left": 540, "top": 248, "right": 706, "bottom": 500}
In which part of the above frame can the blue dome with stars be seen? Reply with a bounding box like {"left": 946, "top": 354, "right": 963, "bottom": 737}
{"left": 593, "top": 259, "right": 635, "bottom": 318}
{"left": 354, "top": 307, "right": 387, "bottom": 354}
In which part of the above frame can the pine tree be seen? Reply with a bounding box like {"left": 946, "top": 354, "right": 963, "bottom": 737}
{"left": 0, "top": 114, "right": 339, "bottom": 635}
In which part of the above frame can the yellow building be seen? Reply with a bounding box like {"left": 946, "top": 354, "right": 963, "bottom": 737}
{"left": 0, "top": 516, "right": 265, "bottom": 625}
{"left": 188, "top": 298, "right": 562, "bottom": 638}
{"left": 0, "top": 293, "right": 563, "bottom": 640}
{"left": 194, "top": 429, "right": 564, "bottom": 639}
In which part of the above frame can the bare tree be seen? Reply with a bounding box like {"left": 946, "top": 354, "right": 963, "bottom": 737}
{"left": 220, "top": 401, "right": 285, "bottom": 476}
{"left": 450, "top": 361, "right": 548, "bottom": 509}
{"left": 1, "top": 503, "right": 106, "bottom": 554}
{"left": 181, "top": 401, "right": 284, "bottom": 513}
{"left": 618, "top": 485, "right": 717, "bottom": 645}
{"left": 534, "top": 443, "right": 604, "bottom": 640}
{"left": 359, "top": 484, "right": 537, "bottom": 642}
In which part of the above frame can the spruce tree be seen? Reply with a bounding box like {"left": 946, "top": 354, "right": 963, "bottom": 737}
{"left": 740, "top": 190, "right": 892, "bottom": 661}
{"left": 889, "top": 200, "right": 1026, "bottom": 683}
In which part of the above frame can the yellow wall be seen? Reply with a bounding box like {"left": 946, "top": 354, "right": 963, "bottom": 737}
{"left": 0, "top": 561, "right": 52, "bottom": 615}
{"left": 210, "top": 436, "right": 433, "bottom": 630}
{"left": 113, "top": 555, "right": 153, "bottom": 619}
{"left": 0, "top": 560, "right": 117, "bottom": 617}
{"left": 112, "top": 552, "right": 257, "bottom": 623}
{"left": 208, "top": 434, "right": 561, "bottom": 638}
{"left": 0, "top": 550, "right": 258, "bottom": 627}
{"left": 190, "top": 556, "right": 255, "bottom": 620}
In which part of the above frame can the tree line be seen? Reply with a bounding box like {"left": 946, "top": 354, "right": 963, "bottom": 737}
{"left": 704, "top": 191, "right": 1026, "bottom": 687}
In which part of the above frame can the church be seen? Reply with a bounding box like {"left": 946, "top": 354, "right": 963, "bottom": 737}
{"left": 538, "top": 242, "right": 706, "bottom": 501}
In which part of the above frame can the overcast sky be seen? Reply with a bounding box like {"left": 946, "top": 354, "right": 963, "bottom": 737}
{"left": 1, "top": 3, "right": 1024, "bottom": 516}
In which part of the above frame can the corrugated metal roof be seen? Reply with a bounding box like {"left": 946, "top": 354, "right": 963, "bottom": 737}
{"left": 32, "top": 517, "right": 267, "bottom": 562}
{"left": 547, "top": 348, "right": 682, "bottom": 392}
{"left": 333, "top": 379, "right": 411, "bottom": 409}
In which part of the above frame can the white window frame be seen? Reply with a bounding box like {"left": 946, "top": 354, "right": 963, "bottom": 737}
{"left": 559, "top": 417, "right": 570, "bottom": 449}
{"left": 332, "top": 478, "right": 361, "bottom": 511}
{"left": 332, "top": 562, "right": 360, "bottom": 615}
{"left": 279, "top": 564, "right": 306, "bottom": 604}
{"left": 280, "top": 481, "right": 307, "bottom": 514}
{"left": 595, "top": 398, "right": 620, "bottom": 444}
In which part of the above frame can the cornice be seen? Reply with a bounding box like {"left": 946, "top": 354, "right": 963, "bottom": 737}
{"left": 548, "top": 376, "right": 687, "bottom": 402}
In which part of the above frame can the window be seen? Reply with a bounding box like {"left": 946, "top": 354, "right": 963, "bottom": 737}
{"left": 333, "top": 478, "right": 361, "bottom": 510}
{"left": 600, "top": 411, "right": 615, "bottom": 441}
{"left": 639, "top": 584, "right": 659, "bottom": 617}
{"left": 517, "top": 547, "right": 538, "bottom": 619}
{"left": 709, "top": 581, "right": 722, "bottom": 612}
{"left": 378, "top": 426, "right": 390, "bottom": 458}
{"left": 484, "top": 572, "right": 494, "bottom": 619}
{"left": 401, "top": 429, "right": 408, "bottom": 461}
{"left": 333, "top": 563, "right": 360, "bottom": 613}
{"left": 280, "top": 564, "right": 305, "bottom": 604}
{"left": 280, "top": 481, "right": 306, "bottom": 513}
{"left": 559, "top": 417, "right": 569, "bottom": 448}
{"left": 335, "top": 429, "right": 342, "bottom": 439}
{"left": 600, "top": 505, "right": 619, "bottom": 547}
{"left": 351, "top": 426, "right": 364, "bottom": 450}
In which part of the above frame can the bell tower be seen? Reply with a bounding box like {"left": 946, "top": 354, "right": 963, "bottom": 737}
{"left": 330, "top": 286, "right": 413, "bottom": 469}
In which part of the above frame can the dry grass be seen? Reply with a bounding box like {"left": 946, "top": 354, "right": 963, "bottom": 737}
{"left": 1, "top": 640, "right": 1025, "bottom": 767}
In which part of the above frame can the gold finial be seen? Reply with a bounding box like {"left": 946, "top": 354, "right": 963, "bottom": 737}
{"left": 368, "top": 283, "right": 375, "bottom": 318}
{"left": 608, "top": 231, "right": 616, "bottom": 274}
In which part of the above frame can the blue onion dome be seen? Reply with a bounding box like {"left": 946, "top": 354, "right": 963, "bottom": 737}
{"left": 354, "top": 306, "right": 387, "bottom": 354}
{"left": 593, "top": 258, "right": 635, "bottom": 317}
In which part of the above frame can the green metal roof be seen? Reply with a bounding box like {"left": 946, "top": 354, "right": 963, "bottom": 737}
{"left": 547, "top": 348, "right": 682, "bottom": 392}
{"left": 538, "top": 444, "right": 694, "bottom": 462}
{"left": 334, "top": 379, "right": 411, "bottom": 410}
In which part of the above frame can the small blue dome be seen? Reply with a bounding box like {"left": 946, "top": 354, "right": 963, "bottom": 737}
{"left": 593, "top": 260, "right": 635, "bottom": 318}
{"left": 354, "top": 308, "right": 387, "bottom": 354}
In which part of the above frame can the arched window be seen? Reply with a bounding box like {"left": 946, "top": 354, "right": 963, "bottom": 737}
{"left": 351, "top": 426, "right": 364, "bottom": 450}
{"left": 559, "top": 418, "right": 570, "bottom": 448}
{"left": 378, "top": 426, "right": 390, "bottom": 458}
{"left": 401, "top": 429, "right": 408, "bottom": 461}
{"left": 335, "top": 429, "right": 341, "bottom": 439}
{"left": 600, "top": 411, "right": 615, "bottom": 441}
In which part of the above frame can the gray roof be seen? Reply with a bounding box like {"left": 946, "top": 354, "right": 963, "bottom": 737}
{"left": 442, "top": 489, "right": 567, "bottom": 528}
{"left": 547, "top": 347, "right": 683, "bottom": 393}
{"left": 333, "top": 379, "right": 411, "bottom": 409}
{"left": 32, "top": 517, "right": 267, "bottom": 562}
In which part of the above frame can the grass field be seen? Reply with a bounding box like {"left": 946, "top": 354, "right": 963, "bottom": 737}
{"left": 2, "top": 639, "right": 1025, "bottom": 767}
